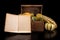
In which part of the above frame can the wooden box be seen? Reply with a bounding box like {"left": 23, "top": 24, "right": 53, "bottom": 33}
{"left": 31, "top": 21, "right": 44, "bottom": 32}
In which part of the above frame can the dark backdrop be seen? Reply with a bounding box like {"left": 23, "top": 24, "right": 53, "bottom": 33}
{"left": 0, "top": 0, "right": 59, "bottom": 40}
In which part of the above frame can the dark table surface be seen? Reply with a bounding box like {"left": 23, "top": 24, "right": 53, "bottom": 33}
{"left": 0, "top": 29, "right": 59, "bottom": 40}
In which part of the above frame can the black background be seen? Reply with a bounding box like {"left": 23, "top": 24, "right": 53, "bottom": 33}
{"left": 0, "top": 0, "right": 60, "bottom": 40}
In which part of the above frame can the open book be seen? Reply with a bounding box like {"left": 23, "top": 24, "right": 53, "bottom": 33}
{"left": 4, "top": 13, "right": 31, "bottom": 33}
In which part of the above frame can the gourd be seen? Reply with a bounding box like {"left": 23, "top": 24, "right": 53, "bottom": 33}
{"left": 22, "top": 12, "right": 57, "bottom": 31}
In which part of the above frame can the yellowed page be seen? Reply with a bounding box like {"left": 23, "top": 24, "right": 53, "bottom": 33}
{"left": 4, "top": 13, "right": 18, "bottom": 33}
{"left": 18, "top": 15, "right": 31, "bottom": 33}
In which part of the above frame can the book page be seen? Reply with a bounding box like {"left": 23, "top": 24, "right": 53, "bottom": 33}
{"left": 18, "top": 15, "right": 31, "bottom": 33}
{"left": 4, "top": 13, "right": 18, "bottom": 33}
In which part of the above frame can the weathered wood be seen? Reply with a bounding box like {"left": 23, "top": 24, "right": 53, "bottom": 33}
{"left": 31, "top": 21, "right": 44, "bottom": 32}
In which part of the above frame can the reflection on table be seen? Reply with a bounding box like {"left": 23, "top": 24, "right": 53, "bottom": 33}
{"left": 44, "top": 30, "right": 57, "bottom": 40}
{"left": 2, "top": 30, "right": 57, "bottom": 40}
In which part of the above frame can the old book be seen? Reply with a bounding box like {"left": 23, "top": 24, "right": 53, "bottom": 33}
{"left": 4, "top": 13, "right": 31, "bottom": 33}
